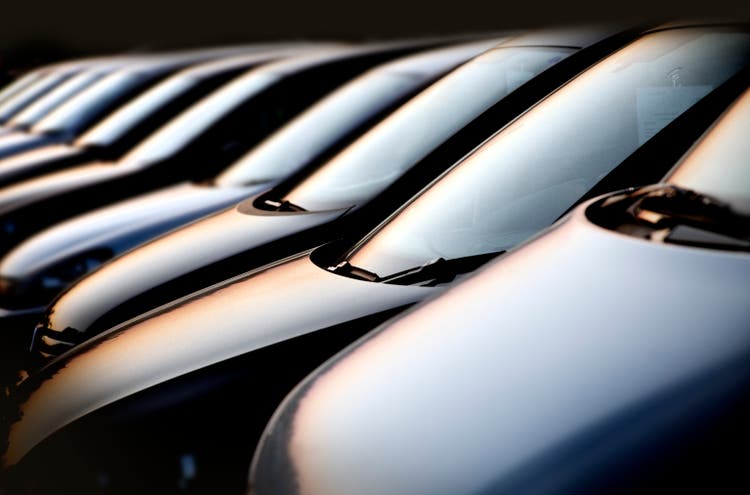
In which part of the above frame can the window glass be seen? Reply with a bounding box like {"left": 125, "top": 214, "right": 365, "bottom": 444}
{"left": 10, "top": 72, "right": 103, "bottom": 127}
{"left": 77, "top": 76, "right": 196, "bottom": 147}
{"left": 667, "top": 87, "right": 750, "bottom": 214}
{"left": 348, "top": 28, "right": 750, "bottom": 276}
{"left": 119, "top": 71, "right": 278, "bottom": 167}
{"left": 0, "top": 73, "right": 68, "bottom": 121}
{"left": 216, "top": 72, "right": 418, "bottom": 185}
{"left": 33, "top": 71, "right": 146, "bottom": 135}
{"left": 0, "top": 72, "right": 41, "bottom": 106}
{"left": 282, "top": 47, "right": 575, "bottom": 211}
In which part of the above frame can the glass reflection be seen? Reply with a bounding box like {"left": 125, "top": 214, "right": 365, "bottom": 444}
{"left": 347, "top": 28, "right": 750, "bottom": 277}
{"left": 32, "top": 71, "right": 146, "bottom": 135}
{"left": 282, "top": 46, "right": 575, "bottom": 211}
{"left": 667, "top": 88, "right": 750, "bottom": 214}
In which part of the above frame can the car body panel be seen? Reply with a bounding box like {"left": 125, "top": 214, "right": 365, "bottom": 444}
{"left": 1, "top": 182, "right": 266, "bottom": 278}
{"left": 249, "top": 200, "right": 750, "bottom": 495}
{"left": 0, "top": 132, "right": 51, "bottom": 161}
{"left": 0, "top": 144, "right": 87, "bottom": 187}
{"left": 33, "top": 25, "right": 640, "bottom": 341}
{"left": 44, "top": 203, "right": 348, "bottom": 333}
{"left": 2, "top": 251, "right": 434, "bottom": 467}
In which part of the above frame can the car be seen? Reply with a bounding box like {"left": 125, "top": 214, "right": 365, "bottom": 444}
{"left": 0, "top": 45, "right": 273, "bottom": 162}
{"left": 4, "top": 22, "right": 748, "bottom": 495}
{"left": 4, "top": 59, "right": 147, "bottom": 134}
{"left": 0, "top": 42, "right": 432, "bottom": 258}
{"left": 26, "top": 24, "right": 643, "bottom": 354}
{"left": 249, "top": 84, "right": 750, "bottom": 495}
{"left": 0, "top": 70, "right": 46, "bottom": 108}
{"left": 0, "top": 39, "right": 501, "bottom": 321}
{"left": 0, "top": 58, "right": 106, "bottom": 126}
{"left": 0, "top": 55, "right": 147, "bottom": 136}
{"left": 0, "top": 45, "right": 326, "bottom": 188}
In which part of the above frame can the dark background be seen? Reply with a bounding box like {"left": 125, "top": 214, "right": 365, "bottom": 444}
{"left": 2, "top": 0, "right": 750, "bottom": 78}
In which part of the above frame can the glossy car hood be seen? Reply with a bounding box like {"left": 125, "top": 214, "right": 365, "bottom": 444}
{"left": 0, "top": 160, "right": 126, "bottom": 214}
{"left": 45, "top": 198, "right": 349, "bottom": 333}
{"left": 4, "top": 252, "right": 435, "bottom": 467}
{"left": 1, "top": 181, "right": 266, "bottom": 280}
{"left": 250, "top": 201, "right": 750, "bottom": 495}
{"left": 0, "top": 132, "right": 52, "bottom": 159}
{"left": 0, "top": 144, "right": 85, "bottom": 186}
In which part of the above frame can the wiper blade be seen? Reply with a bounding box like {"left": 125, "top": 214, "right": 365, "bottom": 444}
{"left": 263, "top": 198, "right": 307, "bottom": 212}
{"left": 662, "top": 224, "right": 750, "bottom": 251}
{"left": 380, "top": 251, "right": 502, "bottom": 287}
{"left": 327, "top": 260, "right": 379, "bottom": 282}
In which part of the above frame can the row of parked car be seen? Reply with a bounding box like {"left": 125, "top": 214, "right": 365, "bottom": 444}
{"left": 0, "top": 19, "right": 747, "bottom": 494}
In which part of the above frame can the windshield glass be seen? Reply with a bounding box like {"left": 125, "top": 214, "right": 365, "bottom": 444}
{"left": 9, "top": 72, "right": 103, "bottom": 127}
{"left": 76, "top": 76, "right": 196, "bottom": 147}
{"left": 667, "top": 87, "right": 750, "bottom": 214}
{"left": 215, "top": 72, "right": 420, "bottom": 186}
{"left": 119, "top": 71, "right": 278, "bottom": 167}
{"left": 32, "top": 71, "right": 146, "bottom": 136}
{"left": 281, "top": 46, "right": 575, "bottom": 211}
{"left": 347, "top": 27, "right": 750, "bottom": 277}
{"left": 0, "top": 72, "right": 69, "bottom": 122}
{"left": 0, "top": 72, "right": 41, "bottom": 106}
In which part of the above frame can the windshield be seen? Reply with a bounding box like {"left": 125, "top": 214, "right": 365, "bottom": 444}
{"left": 76, "top": 76, "right": 196, "bottom": 147}
{"left": 0, "top": 72, "right": 69, "bottom": 122}
{"left": 32, "top": 71, "right": 146, "bottom": 136}
{"left": 0, "top": 72, "right": 41, "bottom": 106}
{"left": 347, "top": 27, "right": 750, "bottom": 277}
{"left": 119, "top": 71, "right": 278, "bottom": 167}
{"left": 281, "top": 46, "right": 575, "bottom": 211}
{"left": 9, "top": 72, "right": 103, "bottom": 127}
{"left": 215, "top": 72, "right": 420, "bottom": 186}
{"left": 667, "top": 87, "right": 750, "bottom": 214}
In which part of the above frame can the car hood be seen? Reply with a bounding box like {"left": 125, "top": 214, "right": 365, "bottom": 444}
{"left": 0, "top": 160, "right": 126, "bottom": 214}
{"left": 3, "top": 251, "right": 435, "bottom": 467}
{"left": 0, "top": 144, "right": 86, "bottom": 187}
{"left": 44, "top": 197, "right": 349, "bottom": 334}
{"left": 0, "top": 132, "right": 54, "bottom": 160}
{"left": 0, "top": 181, "right": 267, "bottom": 280}
{"left": 250, "top": 200, "right": 750, "bottom": 495}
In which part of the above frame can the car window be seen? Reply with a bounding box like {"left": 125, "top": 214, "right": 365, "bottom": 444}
{"left": 76, "top": 76, "right": 196, "bottom": 147}
{"left": 0, "top": 71, "right": 42, "bottom": 106}
{"left": 10, "top": 72, "right": 104, "bottom": 127}
{"left": 347, "top": 28, "right": 750, "bottom": 277}
{"left": 215, "top": 72, "right": 419, "bottom": 185}
{"left": 32, "top": 71, "right": 147, "bottom": 135}
{"left": 281, "top": 46, "right": 575, "bottom": 211}
{"left": 0, "top": 72, "right": 69, "bottom": 121}
{"left": 667, "top": 87, "right": 750, "bottom": 214}
{"left": 118, "top": 71, "right": 278, "bottom": 167}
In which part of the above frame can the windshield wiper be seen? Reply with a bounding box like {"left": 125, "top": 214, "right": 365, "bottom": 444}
{"left": 379, "top": 251, "right": 503, "bottom": 287}
{"left": 263, "top": 198, "right": 307, "bottom": 212}
{"left": 629, "top": 186, "right": 750, "bottom": 248}
{"left": 327, "top": 260, "right": 380, "bottom": 282}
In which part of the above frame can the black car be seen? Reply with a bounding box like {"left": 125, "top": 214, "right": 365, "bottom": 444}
{"left": 4, "top": 22, "right": 749, "bottom": 495}
{"left": 0, "top": 39, "right": 500, "bottom": 319}
{"left": 0, "top": 42, "right": 432, "bottom": 257}
{"left": 0, "top": 45, "right": 320, "bottom": 188}
{"left": 250, "top": 85, "right": 750, "bottom": 495}
{"left": 28, "top": 25, "right": 644, "bottom": 353}
{"left": 0, "top": 48, "right": 253, "bottom": 162}
{"left": 0, "top": 57, "right": 110, "bottom": 126}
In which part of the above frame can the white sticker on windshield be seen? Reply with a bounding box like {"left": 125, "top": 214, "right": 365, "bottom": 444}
{"left": 636, "top": 85, "right": 713, "bottom": 145}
